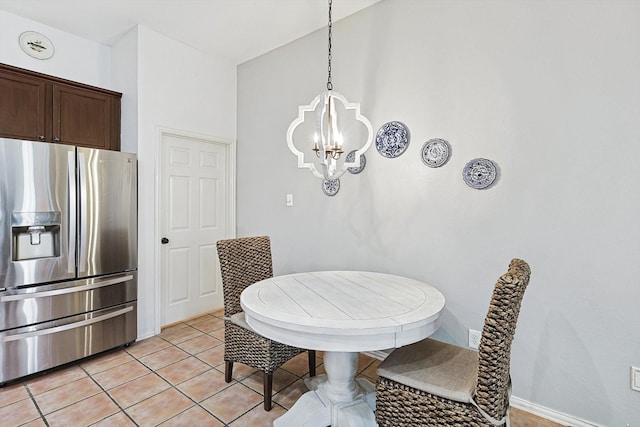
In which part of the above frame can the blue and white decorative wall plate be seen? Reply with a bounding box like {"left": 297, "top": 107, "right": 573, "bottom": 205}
{"left": 375, "top": 121, "right": 410, "bottom": 158}
{"left": 322, "top": 178, "right": 340, "bottom": 196}
{"left": 421, "top": 138, "right": 451, "bottom": 168}
{"left": 462, "top": 158, "right": 497, "bottom": 189}
{"left": 346, "top": 150, "right": 366, "bottom": 174}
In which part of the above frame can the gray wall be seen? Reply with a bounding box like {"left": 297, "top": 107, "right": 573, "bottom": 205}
{"left": 237, "top": 0, "right": 640, "bottom": 424}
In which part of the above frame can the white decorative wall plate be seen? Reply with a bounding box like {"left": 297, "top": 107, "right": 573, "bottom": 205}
{"left": 462, "top": 158, "right": 498, "bottom": 189}
{"left": 421, "top": 138, "right": 451, "bottom": 168}
{"left": 19, "top": 31, "right": 54, "bottom": 60}
{"left": 322, "top": 179, "right": 340, "bottom": 196}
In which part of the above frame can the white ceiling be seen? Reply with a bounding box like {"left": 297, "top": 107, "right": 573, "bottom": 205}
{"left": 0, "top": 0, "right": 380, "bottom": 65}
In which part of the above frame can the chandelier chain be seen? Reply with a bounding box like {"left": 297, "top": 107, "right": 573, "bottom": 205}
{"left": 327, "top": 0, "right": 333, "bottom": 91}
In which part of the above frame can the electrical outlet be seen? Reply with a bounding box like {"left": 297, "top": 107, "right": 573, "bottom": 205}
{"left": 632, "top": 366, "right": 640, "bottom": 392}
{"left": 468, "top": 329, "right": 481, "bottom": 349}
{"left": 286, "top": 194, "right": 293, "bottom": 207}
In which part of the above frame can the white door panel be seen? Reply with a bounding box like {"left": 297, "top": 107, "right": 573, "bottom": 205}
{"left": 168, "top": 247, "right": 190, "bottom": 304}
{"left": 160, "top": 133, "right": 228, "bottom": 326}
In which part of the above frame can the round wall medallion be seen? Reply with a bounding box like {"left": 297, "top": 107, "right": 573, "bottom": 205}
{"left": 346, "top": 150, "right": 366, "bottom": 174}
{"left": 462, "top": 158, "right": 497, "bottom": 189}
{"left": 375, "top": 121, "right": 410, "bottom": 158}
{"left": 19, "top": 31, "right": 55, "bottom": 60}
{"left": 421, "top": 138, "right": 451, "bottom": 168}
{"left": 322, "top": 179, "right": 340, "bottom": 196}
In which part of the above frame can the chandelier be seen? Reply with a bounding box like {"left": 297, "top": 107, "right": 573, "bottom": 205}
{"left": 286, "top": 0, "right": 373, "bottom": 180}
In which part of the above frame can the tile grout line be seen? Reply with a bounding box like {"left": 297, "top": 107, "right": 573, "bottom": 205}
{"left": 33, "top": 319, "right": 220, "bottom": 426}
{"left": 22, "top": 355, "right": 132, "bottom": 426}
{"left": 24, "top": 381, "right": 49, "bottom": 427}
{"left": 127, "top": 313, "right": 249, "bottom": 426}
{"left": 79, "top": 361, "right": 140, "bottom": 427}
{"left": 145, "top": 334, "right": 230, "bottom": 426}
{"left": 174, "top": 312, "right": 307, "bottom": 425}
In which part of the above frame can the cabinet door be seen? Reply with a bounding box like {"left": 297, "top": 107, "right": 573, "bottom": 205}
{"left": 0, "top": 70, "right": 49, "bottom": 141}
{"left": 53, "top": 84, "right": 113, "bottom": 150}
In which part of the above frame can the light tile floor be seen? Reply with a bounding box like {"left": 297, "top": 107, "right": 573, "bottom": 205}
{"left": 0, "top": 309, "right": 564, "bottom": 426}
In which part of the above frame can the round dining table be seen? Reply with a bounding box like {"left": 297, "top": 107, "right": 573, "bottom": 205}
{"left": 240, "top": 270, "right": 446, "bottom": 427}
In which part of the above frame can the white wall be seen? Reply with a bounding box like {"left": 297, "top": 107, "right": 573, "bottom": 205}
{"left": 128, "top": 25, "right": 237, "bottom": 339}
{"left": 237, "top": 0, "right": 640, "bottom": 425}
{"left": 0, "top": 10, "right": 111, "bottom": 87}
{"left": 111, "top": 26, "right": 139, "bottom": 155}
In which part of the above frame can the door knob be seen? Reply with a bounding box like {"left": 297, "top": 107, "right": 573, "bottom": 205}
{"left": 161, "top": 237, "right": 169, "bottom": 244}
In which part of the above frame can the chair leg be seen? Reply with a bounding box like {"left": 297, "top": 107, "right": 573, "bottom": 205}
{"left": 308, "top": 350, "right": 316, "bottom": 377}
{"left": 225, "top": 361, "right": 233, "bottom": 383}
{"left": 263, "top": 372, "right": 273, "bottom": 411}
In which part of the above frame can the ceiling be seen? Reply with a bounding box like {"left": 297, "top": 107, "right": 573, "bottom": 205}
{"left": 0, "top": 0, "right": 380, "bottom": 65}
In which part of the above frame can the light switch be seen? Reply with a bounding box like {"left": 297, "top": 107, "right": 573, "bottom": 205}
{"left": 286, "top": 194, "right": 294, "bottom": 207}
{"left": 632, "top": 366, "right": 640, "bottom": 392}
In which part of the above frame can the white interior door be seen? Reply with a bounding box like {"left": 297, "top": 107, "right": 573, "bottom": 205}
{"left": 160, "top": 132, "right": 230, "bottom": 326}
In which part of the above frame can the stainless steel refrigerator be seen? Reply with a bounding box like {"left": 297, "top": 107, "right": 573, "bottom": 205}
{"left": 0, "top": 138, "right": 137, "bottom": 383}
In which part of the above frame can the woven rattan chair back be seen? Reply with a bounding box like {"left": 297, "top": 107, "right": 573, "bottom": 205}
{"left": 216, "top": 236, "right": 273, "bottom": 318}
{"left": 475, "top": 258, "right": 531, "bottom": 420}
{"left": 215, "top": 236, "right": 316, "bottom": 411}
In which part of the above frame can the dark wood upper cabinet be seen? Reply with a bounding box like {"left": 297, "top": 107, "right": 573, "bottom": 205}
{"left": 0, "top": 63, "right": 121, "bottom": 151}
{"left": 0, "top": 68, "right": 50, "bottom": 141}
{"left": 54, "top": 84, "right": 112, "bottom": 150}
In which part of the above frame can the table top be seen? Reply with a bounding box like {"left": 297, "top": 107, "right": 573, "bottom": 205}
{"left": 240, "top": 271, "right": 446, "bottom": 352}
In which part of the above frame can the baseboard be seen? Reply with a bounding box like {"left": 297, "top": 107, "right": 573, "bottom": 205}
{"left": 510, "top": 396, "right": 604, "bottom": 427}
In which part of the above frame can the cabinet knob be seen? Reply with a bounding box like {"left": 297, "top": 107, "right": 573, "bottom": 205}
{"left": 161, "top": 237, "right": 169, "bottom": 244}
{"left": 54, "top": 137, "right": 60, "bottom": 142}
{"left": 38, "top": 135, "right": 45, "bottom": 141}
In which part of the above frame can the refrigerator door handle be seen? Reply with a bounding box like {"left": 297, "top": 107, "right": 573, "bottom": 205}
{"left": 0, "top": 305, "right": 134, "bottom": 342}
{"left": 78, "top": 151, "right": 88, "bottom": 273}
{"left": 67, "top": 151, "right": 77, "bottom": 273}
{"left": 0, "top": 274, "right": 134, "bottom": 302}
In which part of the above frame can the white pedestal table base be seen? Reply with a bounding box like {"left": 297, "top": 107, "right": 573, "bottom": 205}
{"left": 273, "top": 351, "right": 377, "bottom": 427}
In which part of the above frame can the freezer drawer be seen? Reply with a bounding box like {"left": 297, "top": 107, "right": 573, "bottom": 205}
{"left": 0, "top": 272, "right": 137, "bottom": 332}
{"left": 0, "top": 302, "right": 137, "bottom": 384}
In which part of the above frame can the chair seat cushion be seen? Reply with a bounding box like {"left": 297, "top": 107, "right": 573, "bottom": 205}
{"left": 377, "top": 338, "right": 478, "bottom": 403}
{"left": 226, "top": 311, "right": 256, "bottom": 332}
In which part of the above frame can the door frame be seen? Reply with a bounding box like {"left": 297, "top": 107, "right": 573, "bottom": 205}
{"left": 154, "top": 127, "right": 236, "bottom": 334}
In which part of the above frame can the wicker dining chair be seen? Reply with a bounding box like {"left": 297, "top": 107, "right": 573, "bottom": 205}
{"left": 216, "top": 236, "right": 316, "bottom": 411}
{"left": 376, "top": 258, "right": 531, "bottom": 426}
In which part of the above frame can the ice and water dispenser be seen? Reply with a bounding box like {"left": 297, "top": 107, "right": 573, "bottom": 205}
{"left": 11, "top": 212, "right": 61, "bottom": 261}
